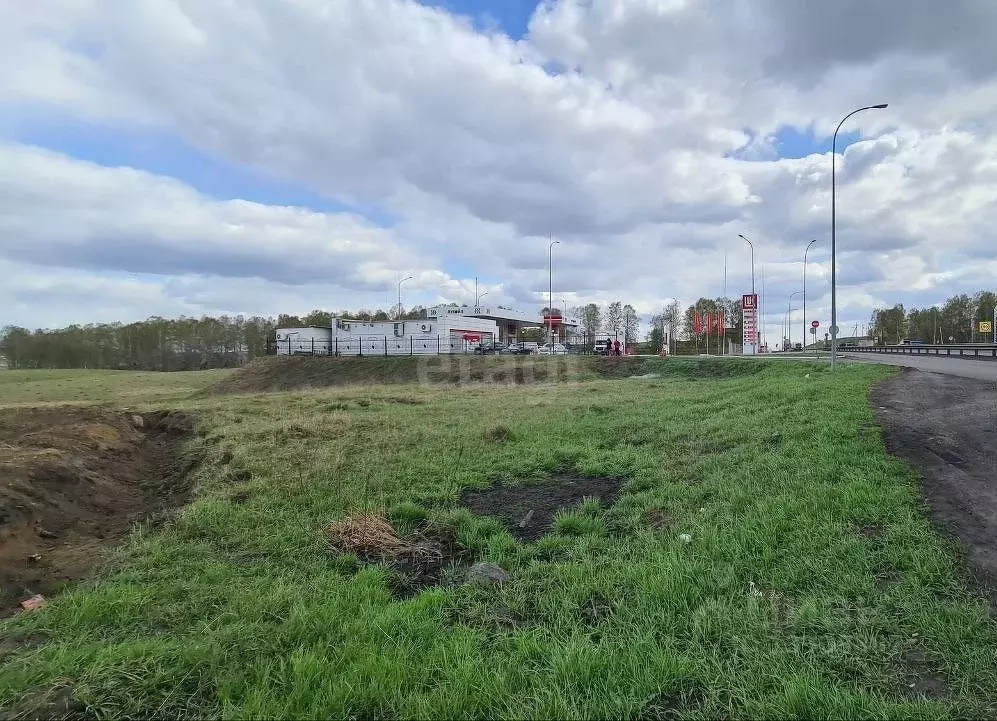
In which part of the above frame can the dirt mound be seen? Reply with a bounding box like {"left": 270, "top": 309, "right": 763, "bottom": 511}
{"left": 653, "top": 357, "right": 774, "bottom": 379}
{"left": 460, "top": 474, "right": 625, "bottom": 541}
{"left": 0, "top": 407, "right": 195, "bottom": 613}
{"left": 201, "top": 355, "right": 582, "bottom": 395}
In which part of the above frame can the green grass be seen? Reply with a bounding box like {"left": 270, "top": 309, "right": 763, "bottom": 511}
{"left": 2, "top": 361, "right": 997, "bottom": 719}
{"left": 0, "top": 368, "right": 230, "bottom": 407}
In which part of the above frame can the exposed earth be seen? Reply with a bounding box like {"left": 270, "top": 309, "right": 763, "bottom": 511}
{"left": 460, "top": 474, "right": 626, "bottom": 541}
{"left": 873, "top": 369, "right": 997, "bottom": 597}
{"left": 0, "top": 407, "right": 195, "bottom": 614}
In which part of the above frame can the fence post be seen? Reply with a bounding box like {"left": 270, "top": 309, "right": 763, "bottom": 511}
{"left": 359, "top": 337, "right": 363, "bottom": 357}
{"left": 384, "top": 336, "right": 388, "bottom": 357}
{"left": 410, "top": 336, "right": 413, "bottom": 356}
{"left": 438, "top": 336, "right": 441, "bottom": 355}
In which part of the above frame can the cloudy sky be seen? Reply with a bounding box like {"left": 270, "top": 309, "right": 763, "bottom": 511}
{"left": 3, "top": 0, "right": 997, "bottom": 343}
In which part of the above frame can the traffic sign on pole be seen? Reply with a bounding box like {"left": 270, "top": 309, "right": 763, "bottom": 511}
{"left": 811, "top": 320, "right": 820, "bottom": 329}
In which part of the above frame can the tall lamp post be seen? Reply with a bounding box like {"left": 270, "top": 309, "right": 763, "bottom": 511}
{"left": 476, "top": 289, "right": 489, "bottom": 307}
{"left": 803, "top": 239, "right": 817, "bottom": 350}
{"left": 787, "top": 290, "right": 802, "bottom": 350}
{"left": 738, "top": 233, "right": 757, "bottom": 352}
{"left": 738, "top": 234, "right": 756, "bottom": 295}
{"left": 831, "top": 103, "right": 888, "bottom": 369}
{"left": 548, "top": 237, "right": 560, "bottom": 348}
{"left": 397, "top": 275, "right": 414, "bottom": 318}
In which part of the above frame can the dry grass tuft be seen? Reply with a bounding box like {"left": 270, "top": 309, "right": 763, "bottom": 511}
{"left": 325, "top": 514, "right": 441, "bottom": 563}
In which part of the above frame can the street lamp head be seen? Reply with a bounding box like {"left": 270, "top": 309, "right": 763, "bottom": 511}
{"left": 872, "top": 103, "right": 888, "bottom": 109}
{"left": 738, "top": 233, "right": 747, "bottom": 240}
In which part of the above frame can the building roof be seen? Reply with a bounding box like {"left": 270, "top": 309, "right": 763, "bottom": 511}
{"left": 427, "top": 304, "right": 578, "bottom": 327}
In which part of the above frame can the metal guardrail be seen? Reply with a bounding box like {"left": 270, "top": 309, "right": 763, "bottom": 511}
{"left": 846, "top": 344, "right": 997, "bottom": 360}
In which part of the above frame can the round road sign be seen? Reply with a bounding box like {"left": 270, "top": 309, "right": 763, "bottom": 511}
{"left": 811, "top": 320, "right": 820, "bottom": 329}
{"left": 829, "top": 325, "right": 840, "bottom": 337}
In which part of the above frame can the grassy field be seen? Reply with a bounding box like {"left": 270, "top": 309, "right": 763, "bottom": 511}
{"left": 2, "top": 359, "right": 996, "bottom": 719}
{"left": 0, "top": 368, "right": 229, "bottom": 407}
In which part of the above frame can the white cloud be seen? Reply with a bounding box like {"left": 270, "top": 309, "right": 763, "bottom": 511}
{"left": 2, "top": 0, "right": 997, "bottom": 337}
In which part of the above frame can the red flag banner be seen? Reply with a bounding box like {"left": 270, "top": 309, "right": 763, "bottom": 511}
{"left": 694, "top": 312, "right": 702, "bottom": 334}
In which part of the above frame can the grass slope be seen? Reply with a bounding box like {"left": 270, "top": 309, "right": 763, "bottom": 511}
{"left": 2, "top": 361, "right": 996, "bottom": 719}
{"left": 0, "top": 369, "right": 228, "bottom": 408}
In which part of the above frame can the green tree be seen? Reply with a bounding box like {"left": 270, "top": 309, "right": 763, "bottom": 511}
{"left": 646, "top": 325, "right": 664, "bottom": 353}
{"left": 302, "top": 309, "right": 333, "bottom": 327}
{"left": 605, "top": 302, "right": 623, "bottom": 340}
{"left": 622, "top": 304, "right": 639, "bottom": 346}
{"left": 578, "top": 303, "right": 601, "bottom": 348}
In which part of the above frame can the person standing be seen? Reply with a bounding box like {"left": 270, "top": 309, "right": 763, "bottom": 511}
{"left": 613, "top": 339, "right": 621, "bottom": 356}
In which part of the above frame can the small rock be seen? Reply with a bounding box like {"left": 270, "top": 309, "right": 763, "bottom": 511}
{"left": 465, "top": 562, "right": 511, "bottom": 586}
{"left": 38, "top": 528, "right": 58, "bottom": 539}
{"left": 678, "top": 533, "right": 692, "bottom": 544}
{"left": 131, "top": 414, "right": 145, "bottom": 429}
{"left": 27, "top": 553, "right": 42, "bottom": 563}
{"left": 19, "top": 594, "right": 46, "bottom": 611}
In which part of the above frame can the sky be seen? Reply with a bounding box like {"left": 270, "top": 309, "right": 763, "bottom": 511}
{"left": 3, "top": 0, "right": 997, "bottom": 345}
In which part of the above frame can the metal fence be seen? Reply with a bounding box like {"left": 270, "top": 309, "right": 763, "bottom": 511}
{"left": 846, "top": 343, "right": 997, "bottom": 360}
{"left": 271, "top": 335, "right": 501, "bottom": 357}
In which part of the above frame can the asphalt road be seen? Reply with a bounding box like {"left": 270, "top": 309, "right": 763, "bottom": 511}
{"left": 843, "top": 351, "right": 997, "bottom": 382}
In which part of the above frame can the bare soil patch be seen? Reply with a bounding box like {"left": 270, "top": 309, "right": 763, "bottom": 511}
{"left": 640, "top": 679, "right": 708, "bottom": 720}
{"left": 897, "top": 646, "right": 950, "bottom": 700}
{"left": 872, "top": 370, "right": 997, "bottom": 598}
{"left": 459, "top": 474, "right": 626, "bottom": 541}
{"left": 0, "top": 407, "right": 195, "bottom": 614}
{"left": 326, "top": 515, "right": 473, "bottom": 598}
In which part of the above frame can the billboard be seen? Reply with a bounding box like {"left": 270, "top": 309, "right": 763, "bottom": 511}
{"left": 742, "top": 294, "right": 758, "bottom": 355}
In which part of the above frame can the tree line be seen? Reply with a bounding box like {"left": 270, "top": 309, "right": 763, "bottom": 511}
{"left": 570, "top": 302, "right": 641, "bottom": 348}
{"left": 870, "top": 290, "right": 996, "bottom": 345}
{"left": 0, "top": 305, "right": 429, "bottom": 370}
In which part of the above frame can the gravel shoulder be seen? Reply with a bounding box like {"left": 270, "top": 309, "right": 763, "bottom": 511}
{"left": 872, "top": 369, "right": 997, "bottom": 596}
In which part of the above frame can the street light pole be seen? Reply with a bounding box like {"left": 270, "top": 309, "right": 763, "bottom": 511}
{"left": 738, "top": 234, "right": 755, "bottom": 295}
{"left": 831, "top": 103, "right": 888, "bottom": 370}
{"left": 397, "top": 275, "right": 414, "bottom": 318}
{"left": 548, "top": 237, "right": 560, "bottom": 348}
{"left": 787, "top": 290, "right": 802, "bottom": 350}
{"left": 803, "top": 239, "right": 817, "bottom": 352}
{"left": 476, "top": 289, "right": 489, "bottom": 307}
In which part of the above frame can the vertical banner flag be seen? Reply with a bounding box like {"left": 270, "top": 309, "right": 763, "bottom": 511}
{"left": 694, "top": 312, "right": 702, "bottom": 335}
{"left": 742, "top": 294, "right": 758, "bottom": 355}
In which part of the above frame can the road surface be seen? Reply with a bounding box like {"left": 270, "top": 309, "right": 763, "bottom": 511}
{"left": 843, "top": 351, "right": 997, "bottom": 382}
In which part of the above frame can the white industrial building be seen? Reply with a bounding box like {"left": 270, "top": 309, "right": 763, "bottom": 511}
{"left": 275, "top": 313, "right": 499, "bottom": 356}
{"left": 274, "top": 303, "right": 579, "bottom": 356}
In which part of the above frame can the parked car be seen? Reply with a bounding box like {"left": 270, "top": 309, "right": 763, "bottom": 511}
{"left": 537, "top": 343, "right": 568, "bottom": 355}
{"left": 472, "top": 341, "right": 503, "bottom": 355}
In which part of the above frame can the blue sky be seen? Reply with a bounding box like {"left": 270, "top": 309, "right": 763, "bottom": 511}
{"left": 423, "top": 0, "right": 541, "bottom": 38}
